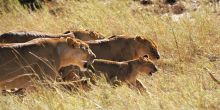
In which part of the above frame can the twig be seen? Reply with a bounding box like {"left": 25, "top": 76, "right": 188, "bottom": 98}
{"left": 39, "top": 78, "right": 89, "bottom": 85}
{"left": 203, "top": 67, "right": 220, "bottom": 85}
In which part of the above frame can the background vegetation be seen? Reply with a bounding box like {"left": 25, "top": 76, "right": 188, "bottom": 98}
{"left": 0, "top": 0, "right": 220, "bottom": 109}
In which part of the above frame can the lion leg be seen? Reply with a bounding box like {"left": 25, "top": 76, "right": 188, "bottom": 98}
{"left": 126, "top": 79, "right": 147, "bottom": 94}
{"left": 0, "top": 74, "right": 36, "bottom": 90}
{"left": 59, "top": 65, "right": 97, "bottom": 86}
{"left": 1, "top": 74, "right": 38, "bottom": 96}
{"left": 86, "top": 64, "right": 96, "bottom": 73}
{"left": 136, "top": 79, "right": 147, "bottom": 92}
{"left": 109, "top": 76, "right": 122, "bottom": 87}
{"left": 58, "top": 66, "right": 93, "bottom": 91}
{"left": 81, "top": 70, "right": 97, "bottom": 85}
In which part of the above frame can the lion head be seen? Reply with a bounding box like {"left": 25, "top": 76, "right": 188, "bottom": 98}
{"left": 135, "top": 36, "right": 160, "bottom": 60}
{"left": 58, "top": 37, "right": 96, "bottom": 70}
{"left": 136, "top": 55, "right": 158, "bottom": 76}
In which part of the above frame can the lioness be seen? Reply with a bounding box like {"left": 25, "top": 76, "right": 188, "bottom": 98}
{"left": 87, "top": 35, "right": 160, "bottom": 61}
{"left": 0, "top": 37, "right": 96, "bottom": 90}
{"left": 0, "top": 30, "right": 104, "bottom": 43}
{"left": 64, "top": 30, "right": 105, "bottom": 41}
{"left": 0, "top": 31, "right": 74, "bottom": 43}
{"left": 92, "top": 55, "right": 157, "bottom": 90}
{"left": 0, "top": 74, "right": 36, "bottom": 91}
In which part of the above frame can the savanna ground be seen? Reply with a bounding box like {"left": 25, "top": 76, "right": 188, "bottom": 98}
{"left": 0, "top": 0, "right": 220, "bottom": 109}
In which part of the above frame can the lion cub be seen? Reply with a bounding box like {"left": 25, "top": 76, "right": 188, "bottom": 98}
{"left": 92, "top": 55, "right": 157, "bottom": 90}
{"left": 58, "top": 65, "right": 99, "bottom": 91}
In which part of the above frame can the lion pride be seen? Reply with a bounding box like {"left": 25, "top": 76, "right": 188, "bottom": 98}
{"left": 92, "top": 55, "right": 157, "bottom": 90}
{"left": 87, "top": 35, "right": 160, "bottom": 61}
{"left": 0, "top": 37, "right": 96, "bottom": 90}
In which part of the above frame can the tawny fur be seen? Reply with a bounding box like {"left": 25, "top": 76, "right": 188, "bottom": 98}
{"left": 0, "top": 30, "right": 104, "bottom": 43}
{"left": 59, "top": 65, "right": 97, "bottom": 85}
{"left": 0, "top": 31, "right": 74, "bottom": 43}
{"left": 58, "top": 65, "right": 97, "bottom": 91}
{"left": 87, "top": 35, "right": 160, "bottom": 61}
{"left": 92, "top": 56, "right": 157, "bottom": 90}
{"left": 64, "top": 30, "right": 105, "bottom": 41}
{"left": 0, "top": 37, "right": 95, "bottom": 90}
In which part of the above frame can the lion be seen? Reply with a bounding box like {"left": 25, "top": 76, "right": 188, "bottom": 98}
{"left": 92, "top": 55, "right": 158, "bottom": 91}
{"left": 64, "top": 30, "right": 105, "bottom": 41}
{"left": 87, "top": 35, "right": 160, "bottom": 61}
{"left": 0, "top": 31, "right": 74, "bottom": 43}
{"left": 59, "top": 65, "right": 97, "bottom": 85}
{"left": 0, "top": 37, "right": 96, "bottom": 90}
{"left": 0, "top": 30, "right": 104, "bottom": 43}
{"left": 58, "top": 65, "right": 97, "bottom": 91}
{"left": 0, "top": 74, "right": 37, "bottom": 91}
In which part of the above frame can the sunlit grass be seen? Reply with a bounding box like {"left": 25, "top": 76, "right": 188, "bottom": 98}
{"left": 0, "top": 0, "right": 220, "bottom": 109}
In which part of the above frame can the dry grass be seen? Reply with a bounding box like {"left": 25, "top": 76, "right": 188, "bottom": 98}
{"left": 0, "top": 0, "right": 220, "bottom": 109}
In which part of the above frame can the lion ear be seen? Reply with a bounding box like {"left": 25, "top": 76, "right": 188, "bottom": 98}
{"left": 109, "top": 35, "right": 116, "bottom": 39}
{"left": 63, "top": 31, "right": 71, "bottom": 34}
{"left": 139, "top": 55, "right": 149, "bottom": 61}
{"left": 89, "top": 31, "right": 96, "bottom": 37}
{"left": 136, "top": 36, "right": 143, "bottom": 40}
{"left": 66, "top": 37, "right": 79, "bottom": 47}
{"left": 143, "top": 55, "right": 149, "bottom": 59}
{"left": 64, "top": 33, "right": 75, "bottom": 39}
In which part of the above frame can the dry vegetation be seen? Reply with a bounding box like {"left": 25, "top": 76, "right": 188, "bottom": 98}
{"left": 0, "top": 0, "right": 220, "bottom": 109}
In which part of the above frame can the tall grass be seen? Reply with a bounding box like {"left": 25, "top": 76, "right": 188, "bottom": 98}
{"left": 0, "top": 0, "right": 220, "bottom": 109}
